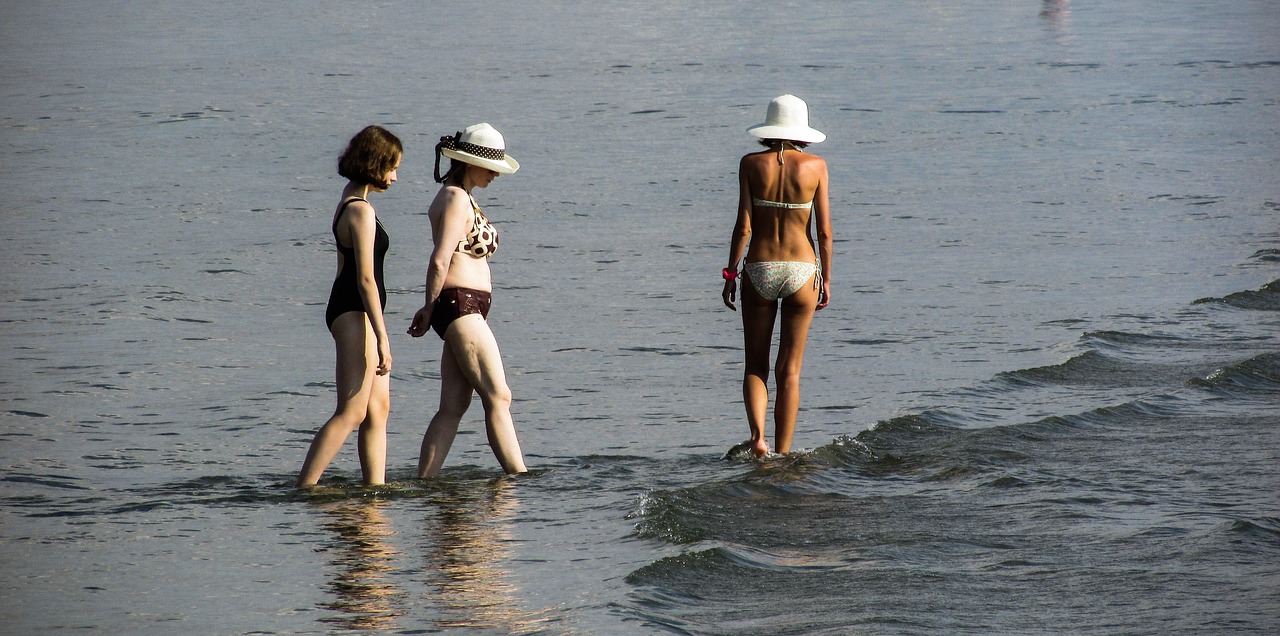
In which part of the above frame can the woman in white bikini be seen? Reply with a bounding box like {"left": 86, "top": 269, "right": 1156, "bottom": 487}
{"left": 722, "top": 95, "right": 833, "bottom": 458}
{"left": 407, "top": 123, "right": 528, "bottom": 477}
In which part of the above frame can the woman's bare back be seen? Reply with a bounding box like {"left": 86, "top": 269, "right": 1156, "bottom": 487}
{"left": 740, "top": 147, "right": 829, "bottom": 263}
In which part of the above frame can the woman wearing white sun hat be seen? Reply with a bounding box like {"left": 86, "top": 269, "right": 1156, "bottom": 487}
{"left": 722, "top": 95, "right": 833, "bottom": 458}
{"left": 408, "top": 123, "right": 527, "bottom": 477}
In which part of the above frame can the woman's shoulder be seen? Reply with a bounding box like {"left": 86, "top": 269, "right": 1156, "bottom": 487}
{"left": 793, "top": 152, "right": 829, "bottom": 176}
{"left": 738, "top": 151, "right": 776, "bottom": 176}
{"left": 337, "top": 196, "right": 375, "bottom": 221}
{"left": 793, "top": 150, "right": 827, "bottom": 165}
{"left": 436, "top": 185, "right": 472, "bottom": 206}
{"left": 430, "top": 186, "right": 474, "bottom": 222}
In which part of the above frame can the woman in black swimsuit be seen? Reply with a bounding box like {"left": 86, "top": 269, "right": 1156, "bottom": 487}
{"left": 298, "top": 125, "right": 401, "bottom": 487}
{"left": 407, "top": 123, "right": 527, "bottom": 477}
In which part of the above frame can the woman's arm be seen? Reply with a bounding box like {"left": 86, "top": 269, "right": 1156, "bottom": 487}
{"left": 722, "top": 159, "right": 753, "bottom": 311}
{"left": 408, "top": 187, "right": 473, "bottom": 337}
{"left": 345, "top": 201, "right": 393, "bottom": 373}
{"left": 812, "top": 159, "right": 832, "bottom": 310}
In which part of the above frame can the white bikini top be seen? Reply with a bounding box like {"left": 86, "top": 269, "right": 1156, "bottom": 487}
{"left": 752, "top": 197, "right": 812, "bottom": 210}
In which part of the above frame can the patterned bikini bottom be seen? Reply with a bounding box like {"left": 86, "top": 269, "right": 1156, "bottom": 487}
{"left": 743, "top": 261, "right": 819, "bottom": 301}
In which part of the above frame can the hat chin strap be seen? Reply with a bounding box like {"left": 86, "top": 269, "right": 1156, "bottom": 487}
{"left": 434, "top": 132, "right": 463, "bottom": 183}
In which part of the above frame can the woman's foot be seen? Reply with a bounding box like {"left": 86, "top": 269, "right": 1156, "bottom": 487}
{"left": 750, "top": 438, "right": 769, "bottom": 458}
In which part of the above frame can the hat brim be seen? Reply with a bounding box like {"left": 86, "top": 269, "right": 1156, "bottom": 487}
{"left": 746, "top": 123, "right": 826, "bottom": 144}
{"left": 441, "top": 148, "right": 520, "bottom": 174}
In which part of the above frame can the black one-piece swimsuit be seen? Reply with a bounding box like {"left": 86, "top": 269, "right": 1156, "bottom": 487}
{"left": 325, "top": 198, "right": 389, "bottom": 329}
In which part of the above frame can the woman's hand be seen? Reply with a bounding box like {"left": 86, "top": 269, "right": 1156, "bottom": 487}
{"left": 816, "top": 280, "right": 831, "bottom": 310}
{"left": 407, "top": 305, "right": 433, "bottom": 338}
{"left": 376, "top": 339, "right": 393, "bottom": 375}
{"left": 722, "top": 279, "right": 737, "bottom": 311}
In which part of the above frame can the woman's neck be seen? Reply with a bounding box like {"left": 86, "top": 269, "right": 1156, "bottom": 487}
{"left": 344, "top": 182, "right": 371, "bottom": 199}
{"left": 447, "top": 173, "right": 474, "bottom": 194}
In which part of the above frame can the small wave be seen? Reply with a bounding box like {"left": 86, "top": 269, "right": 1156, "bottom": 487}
{"left": 6, "top": 409, "right": 49, "bottom": 418}
{"left": 14, "top": 470, "right": 548, "bottom": 519}
{"left": 1192, "top": 279, "right": 1280, "bottom": 311}
{"left": 632, "top": 418, "right": 1047, "bottom": 547}
{"left": 1033, "top": 394, "right": 1189, "bottom": 431}
{"left": 1188, "top": 352, "right": 1280, "bottom": 394}
{"left": 1173, "top": 60, "right": 1280, "bottom": 70}
{"left": 1, "top": 474, "right": 89, "bottom": 491}
{"left": 998, "top": 349, "right": 1216, "bottom": 389}
{"left": 1079, "top": 330, "right": 1189, "bottom": 349}
{"left": 632, "top": 479, "right": 822, "bottom": 545}
{"left": 627, "top": 544, "right": 852, "bottom": 589}
{"left": 1250, "top": 248, "right": 1280, "bottom": 263}
{"left": 1224, "top": 517, "right": 1280, "bottom": 543}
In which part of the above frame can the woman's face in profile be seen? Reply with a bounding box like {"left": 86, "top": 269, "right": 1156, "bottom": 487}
{"left": 471, "top": 165, "right": 499, "bottom": 189}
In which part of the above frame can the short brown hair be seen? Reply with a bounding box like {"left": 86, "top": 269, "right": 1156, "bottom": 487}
{"left": 758, "top": 139, "right": 810, "bottom": 150}
{"left": 338, "top": 125, "right": 402, "bottom": 189}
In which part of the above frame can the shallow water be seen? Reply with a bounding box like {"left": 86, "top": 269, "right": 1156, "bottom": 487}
{"left": 2, "top": 1, "right": 1278, "bottom": 634}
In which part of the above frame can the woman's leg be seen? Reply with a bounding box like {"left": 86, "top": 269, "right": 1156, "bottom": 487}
{"left": 357, "top": 320, "right": 390, "bottom": 485}
{"left": 444, "top": 315, "right": 527, "bottom": 474}
{"left": 739, "top": 275, "right": 778, "bottom": 457}
{"left": 773, "top": 274, "right": 819, "bottom": 454}
{"left": 298, "top": 312, "right": 378, "bottom": 487}
{"left": 418, "top": 339, "right": 474, "bottom": 478}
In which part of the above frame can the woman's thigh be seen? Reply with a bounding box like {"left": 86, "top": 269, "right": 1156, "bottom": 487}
{"left": 444, "top": 315, "right": 509, "bottom": 399}
{"left": 437, "top": 339, "right": 475, "bottom": 413}
{"left": 740, "top": 275, "right": 779, "bottom": 368}
{"left": 778, "top": 277, "right": 818, "bottom": 356}
{"left": 330, "top": 311, "right": 376, "bottom": 405}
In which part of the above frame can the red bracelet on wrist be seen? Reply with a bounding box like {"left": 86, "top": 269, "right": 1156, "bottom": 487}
{"left": 722, "top": 267, "right": 738, "bottom": 281}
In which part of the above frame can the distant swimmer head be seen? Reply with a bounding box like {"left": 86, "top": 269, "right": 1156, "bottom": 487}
{"left": 747, "top": 94, "right": 826, "bottom": 145}
{"left": 435, "top": 122, "right": 520, "bottom": 182}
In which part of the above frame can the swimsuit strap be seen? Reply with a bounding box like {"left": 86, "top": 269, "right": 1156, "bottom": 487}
{"left": 333, "top": 197, "right": 368, "bottom": 233}
{"left": 775, "top": 140, "right": 801, "bottom": 165}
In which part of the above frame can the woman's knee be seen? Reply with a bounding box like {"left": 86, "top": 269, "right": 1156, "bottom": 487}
{"left": 481, "top": 382, "right": 512, "bottom": 411}
{"left": 744, "top": 362, "right": 771, "bottom": 380}
{"left": 360, "top": 413, "right": 387, "bottom": 434}
{"left": 366, "top": 389, "right": 390, "bottom": 420}
{"left": 327, "top": 406, "right": 367, "bottom": 435}
{"left": 334, "top": 387, "right": 373, "bottom": 417}
{"left": 744, "top": 347, "right": 772, "bottom": 377}
{"left": 437, "top": 391, "right": 472, "bottom": 419}
{"left": 774, "top": 357, "right": 803, "bottom": 384}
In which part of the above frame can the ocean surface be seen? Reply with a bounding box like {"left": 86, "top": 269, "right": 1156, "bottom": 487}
{"left": 2, "top": 1, "right": 1277, "bottom": 634}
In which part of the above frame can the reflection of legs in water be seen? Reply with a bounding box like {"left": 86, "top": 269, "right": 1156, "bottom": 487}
{"left": 418, "top": 315, "right": 526, "bottom": 477}
{"left": 419, "top": 479, "right": 551, "bottom": 631}
{"left": 316, "top": 499, "right": 404, "bottom": 631}
{"left": 739, "top": 271, "right": 818, "bottom": 456}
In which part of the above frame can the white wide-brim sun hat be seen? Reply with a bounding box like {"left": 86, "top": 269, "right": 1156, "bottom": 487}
{"left": 746, "top": 94, "right": 826, "bottom": 144}
{"left": 440, "top": 122, "right": 520, "bottom": 174}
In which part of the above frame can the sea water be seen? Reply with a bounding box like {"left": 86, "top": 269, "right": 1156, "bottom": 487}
{"left": 1, "top": 1, "right": 1277, "bottom": 634}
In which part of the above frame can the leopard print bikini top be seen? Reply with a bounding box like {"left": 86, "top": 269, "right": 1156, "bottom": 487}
{"left": 456, "top": 195, "right": 498, "bottom": 258}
